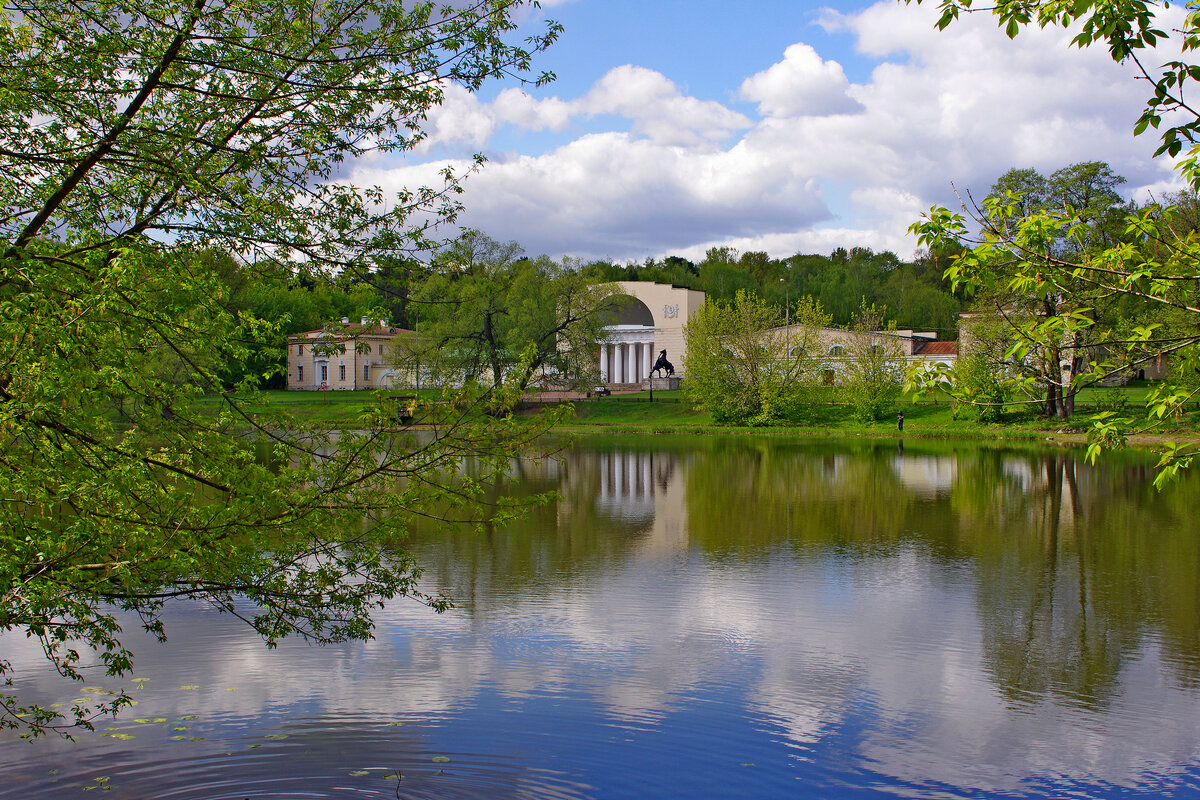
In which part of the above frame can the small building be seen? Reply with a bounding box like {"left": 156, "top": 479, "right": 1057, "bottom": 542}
{"left": 908, "top": 335, "right": 960, "bottom": 367}
{"left": 768, "top": 323, "right": 958, "bottom": 380}
{"left": 286, "top": 317, "right": 411, "bottom": 390}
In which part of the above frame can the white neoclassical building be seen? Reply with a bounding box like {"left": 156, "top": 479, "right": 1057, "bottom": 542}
{"left": 598, "top": 281, "right": 705, "bottom": 386}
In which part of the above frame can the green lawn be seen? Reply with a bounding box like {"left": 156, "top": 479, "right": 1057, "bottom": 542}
{"left": 204, "top": 385, "right": 1200, "bottom": 443}
{"left": 199, "top": 389, "right": 420, "bottom": 426}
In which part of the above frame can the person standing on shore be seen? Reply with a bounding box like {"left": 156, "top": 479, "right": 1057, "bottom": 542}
{"left": 897, "top": 411, "right": 904, "bottom": 432}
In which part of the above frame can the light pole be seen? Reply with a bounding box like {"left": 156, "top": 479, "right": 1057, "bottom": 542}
{"left": 780, "top": 277, "right": 789, "bottom": 353}
{"left": 779, "top": 277, "right": 789, "bottom": 328}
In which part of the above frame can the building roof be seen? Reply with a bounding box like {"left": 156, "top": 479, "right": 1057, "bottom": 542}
{"left": 288, "top": 323, "right": 410, "bottom": 340}
{"left": 918, "top": 340, "right": 959, "bottom": 356}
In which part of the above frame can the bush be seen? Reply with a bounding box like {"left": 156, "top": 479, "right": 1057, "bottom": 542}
{"left": 683, "top": 291, "right": 830, "bottom": 425}
{"left": 952, "top": 351, "right": 1008, "bottom": 421}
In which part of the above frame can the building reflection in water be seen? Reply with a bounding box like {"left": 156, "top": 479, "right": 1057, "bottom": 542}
{"left": 566, "top": 448, "right": 687, "bottom": 556}
{"left": 891, "top": 450, "right": 957, "bottom": 498}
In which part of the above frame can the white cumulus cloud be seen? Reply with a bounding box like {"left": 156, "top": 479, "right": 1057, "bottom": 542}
{"left": 579, "top": 65, "right": 752, "bottom": 146}
{"left": 355, "top": 0, "right": 1187, "bottom": 261}
{"left": 740, "top": 43, "right": 863, "bottom": 117}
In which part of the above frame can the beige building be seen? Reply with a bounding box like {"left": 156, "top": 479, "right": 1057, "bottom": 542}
{"left": 286, "top": 317, "right": 411, "bottom": 390}
{"left": 957, "top": 309, "right": 1166, "bottom": 384}
{"left": 595, "top": 281, "right": 957, "bottom": 388}
{"left": 768, "top": 323, "right": 959, "bottom": 380}
{"left": 599, "top": 281, "right": 706, "bottom": 386}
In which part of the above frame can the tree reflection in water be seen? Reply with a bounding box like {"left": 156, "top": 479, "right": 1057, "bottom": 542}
{"left": 5, "top": 437, "right": 1199, "bottom": 798}
{"left": 413, "top": 437, "right": 1200, "bottom": 709}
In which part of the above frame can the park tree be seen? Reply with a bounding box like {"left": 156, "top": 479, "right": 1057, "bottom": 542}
{"left": 1046, "top": 162, "right": 1130, "bottom": 253}
{"left": 989, "top": 168, "right": 1050, "bottom": 222}
{"left": 907, "top": 0, "right": 1200, "bottom": 479}
{"left": 841, "top": 301, "right": 906, "bottom": 422}
{"left": 683, "top": 290, "right": 831, "bottom": 425}
{"left": 949, "top": 313, "right": 1015, "bottom": 421}
{"left": 953, "top": 163, "right": 1133, "bottom": 419}
{"left": 0, "top": 0, "right": 561, "bottom": 737}
{"left": 413, "top": 232, "right": 621, "bottom": 392}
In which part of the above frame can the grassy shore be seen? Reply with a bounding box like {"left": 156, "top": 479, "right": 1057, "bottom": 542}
{"left": 218, "top": 385, "right": 1200, "bottom": 447}
{"left": 561, "top": 388, "right": 1200, "bottom": 444}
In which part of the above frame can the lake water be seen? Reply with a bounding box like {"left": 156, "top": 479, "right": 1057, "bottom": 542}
{"left": 3, "top": 436, "right": 1200, "bottom": 799}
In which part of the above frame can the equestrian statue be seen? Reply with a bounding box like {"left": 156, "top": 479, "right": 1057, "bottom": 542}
{"left": 650, "top": 349, "right": 674, "bottom": 379}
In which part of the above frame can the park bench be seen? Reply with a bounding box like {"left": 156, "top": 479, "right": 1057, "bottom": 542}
{"left": 388, "top": 394, "right": 416, "bottom": 423}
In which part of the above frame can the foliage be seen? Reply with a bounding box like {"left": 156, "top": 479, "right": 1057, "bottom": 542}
{"left": 952, "top": 353, "right": 1009, "bottom": 422}
{"left": 952, "top": 163, "right": 1137, "bottom": 420}
{"left": 581, "top": 244, "right": 968, "bottom": 339}
{"left": 682, "top": 290, "right": 832, "bottom": 425}
{"left": 950, "top": 313, "right": 1012, "bottom": 421}
{"left": 987, "top": 163, "right": 1129, "bottom": 254}
{"left": 412, "top": 232, "right": 621, "bottom": 392}
{"left": 913, "top": 179, "right": 1200, "bottom": 456}
{"left": 907, "top": 0, "right": 1200, "bottom": 473}
{"left": 0, "top": 0, "right": 561, "bottom": 737}
{"left": 841, "top": 302, "right": 906, "bottom": 421}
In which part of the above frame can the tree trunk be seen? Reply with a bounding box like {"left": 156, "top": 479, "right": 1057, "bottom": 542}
{"left": 482, "top": 313, "right": 503, "bottom": 388}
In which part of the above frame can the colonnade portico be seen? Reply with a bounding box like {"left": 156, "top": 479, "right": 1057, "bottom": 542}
{"left": 598, "top": 333, "right": 654, "bottom": 385}
{"left": 594, "top": 281, "right": 704, "bottom": 388}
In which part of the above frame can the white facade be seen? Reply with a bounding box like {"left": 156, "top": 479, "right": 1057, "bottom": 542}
{"left": 598, "top": 327, "right": 656, "bottom": 384}
{"left": 767, "top": 323, "right": 959, "bottom": 381}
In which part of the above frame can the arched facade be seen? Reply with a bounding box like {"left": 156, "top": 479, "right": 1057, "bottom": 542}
{"left": 598, "top": 281, "right": 705, "bottom": 386}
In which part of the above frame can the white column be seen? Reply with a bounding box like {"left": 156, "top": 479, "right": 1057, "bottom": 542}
{"left": 599, "top": 344, "right": 609, "bottom": 383}
{"left": 643, "top": 342, "right": 653, "bottom": 379}
{"left": 613, "top": 343, "right": 624, "bottom": 385}
{"left": 626, "top": 344, "right": 637, "bottom": 383}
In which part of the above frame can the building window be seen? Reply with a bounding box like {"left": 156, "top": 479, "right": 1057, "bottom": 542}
{"left": 364, "top": 364, "right": 371, "bottom": 381}
{"left": 339, "top": 364, "right": 346, "bottom": 381}
{"left": 378, "top": 344, "right": 383, "bottom": 355}
{"left": 320, "top": 364, "right": 328, "bottom": 383}
{"left": 298, "top": 344, "right": 304, "bottom": 355}
{"left": 828, "top": 345, "right": 845, "bottom": 357}
{"left": 297, "top": 365, "right": 303, "bottom": 382}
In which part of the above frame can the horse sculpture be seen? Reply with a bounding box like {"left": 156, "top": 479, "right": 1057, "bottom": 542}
{"left": 650, "top": 349, "right": 674, "bottom": 379}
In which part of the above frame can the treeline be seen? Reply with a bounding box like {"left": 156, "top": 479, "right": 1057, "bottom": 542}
{"left": 202, "top": 159, "right": 1180, "bottom": 399}
{"left": 580, "top": 244, "right": 968, "bottom": 337}
{"left": 200, "top": 238, "right": 969, "bottom": 390}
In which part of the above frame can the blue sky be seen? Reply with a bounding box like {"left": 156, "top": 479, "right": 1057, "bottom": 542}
{"left": 352, "top": 0, "right": 1184, "bottom": 263}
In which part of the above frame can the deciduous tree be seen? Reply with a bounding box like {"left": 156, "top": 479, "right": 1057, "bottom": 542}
{"left": 0, "top": 0, "right": 560, "bottom": 736}
{"left": 907, "top": 0, "right": 1200, "bottom": 478}
{"left": 414, "top": 232, "right": 621, "bottom": 392}
{"left": 683, "top": 290, "right": 831, "bottom": 425}
{"left": 841, "top": 301, "right": 905, "bottom": 422}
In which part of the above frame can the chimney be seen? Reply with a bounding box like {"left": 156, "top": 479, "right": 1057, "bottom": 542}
{"left": 341, "top": 316, "right": 349, "bottom": 324}
{"left": 361, "top": 315, "right": 370, "bottom": 326}
{"left": 380, "top": 318, "right": 387, "bottom": 327}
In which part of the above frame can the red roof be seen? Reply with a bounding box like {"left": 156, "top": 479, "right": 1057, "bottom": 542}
{"left": 921, "top": 340, "right": 958, "bottom": 356}
{"left": 289, "top": 324, "right": 410, "bottom": 338}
